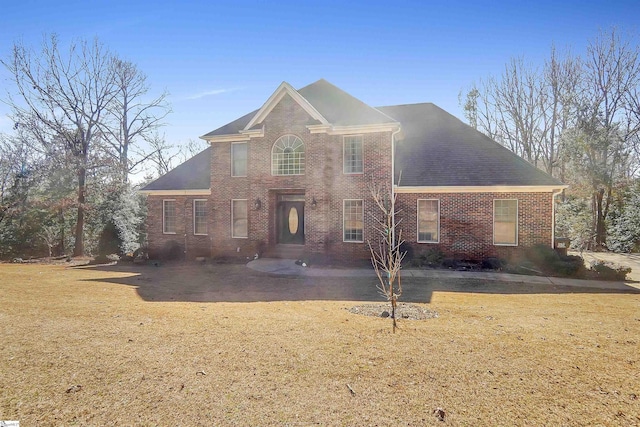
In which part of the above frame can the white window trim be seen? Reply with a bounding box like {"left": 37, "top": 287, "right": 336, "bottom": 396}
{"left": 231, "top": 199, "right": 248, "bottom": 239}
{"left": 343, "top": 199, "right": 364, "bottom": 243}
{"left": 417, "top": 199, "right": 440, "bottom": 243}
{"left": 193, "top": 199, "right": 208, "bottom": 236}
{"left": 493, "top": 199, "right": 518, "bottom": 246}
{"left": 271, "top": 134, "right": 305, "bottom": 176}
{"left": 343, "top": 135, "right": 364, "bottom": 175}
{"left": 231, "top": 142, "right": 247, "bottom": 177}
{"left": 163, "top": 199, "right": 176, "bottom": 235}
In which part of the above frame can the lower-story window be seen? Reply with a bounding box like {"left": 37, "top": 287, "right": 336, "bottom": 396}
{"left": 417, "top": 199, "right": 439, "bottom": 243}
{"left": 494, "top": 199, "right": 518, "bottom": 245}
{"left": 193, "top": 199, "right": 208, "bottom": 235}
{"left": 163, "top": 200, "right": 176, "bottom": 234}
{"left": 343, "top": 199, "right": 363, "bottom": 242}
{"left": 232, "top": 199, "right": 248, "bottom": 238}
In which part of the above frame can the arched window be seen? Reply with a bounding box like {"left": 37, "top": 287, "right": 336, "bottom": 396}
{"left": 272, "top": 135, "right": 305, "bottom": 175}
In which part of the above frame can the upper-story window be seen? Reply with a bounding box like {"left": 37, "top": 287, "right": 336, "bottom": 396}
{"left": 343, "top": 135, "right": 363, "bottom": 174}
{"left": 231, "top": 142, "right": 247, "bottom": 177}
{"left": 272, "top": 135, "right": 305, "bottom": 175}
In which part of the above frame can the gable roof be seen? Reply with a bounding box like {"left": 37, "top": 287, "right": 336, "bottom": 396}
{"left": 377, "top": 103, "right": 563, "bottom": 187}
{"left": 140, "top": 147, "right": 211, "bottom": 192}
{"left": 202, "top": 79, "right": 396, "bottom": 138}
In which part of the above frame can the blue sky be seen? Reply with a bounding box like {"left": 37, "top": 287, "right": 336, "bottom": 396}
{"left": 1, "top": 0, "right": 639, "bottom": 149}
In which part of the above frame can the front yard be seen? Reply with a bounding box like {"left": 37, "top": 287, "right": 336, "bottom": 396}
{"left": 1, "top": 263, "right": 639, "bottom": 426}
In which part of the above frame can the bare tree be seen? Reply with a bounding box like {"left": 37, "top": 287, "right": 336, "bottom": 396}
{"left": 539, "top": 46, "right": 581, "bottom": 178}
{"left": 99, "top": 59, "right": 171, "bottom": 181}
{"left": 145, "top": 133, "right": 183, "bottom": 177}
{"left": 462, "top": 49, "right": 581, "bottom": 179}
{"left": 2, "top": 35, "right": 118, "bottom": 256}
{"left": 368, "top": 180, "right": 406, "bottom": 333}
{"left": 576, "top": 28, "right": 640, "bottom": 249}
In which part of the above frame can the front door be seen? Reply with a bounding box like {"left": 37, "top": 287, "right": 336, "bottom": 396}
{"left": 277, "top": 201, "right": 305, "bottom": 244}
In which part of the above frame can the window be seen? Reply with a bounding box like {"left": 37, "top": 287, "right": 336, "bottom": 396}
{"left": 163, "top": 200, "right": 176, "bottom": 234}
{"left": 343, "top": 135, "right": 363, "bottom": 174}
{"left": 193, "top": 199, "right": 207, "bottom": 235}
{"left": 231, "top": 142, "right": 247, "bottom": 177}
{"left": 232, "top": 199, "right": 248, "bottom": 238}
{"left": 343, "top": 200, "right": 364, "bottom": 242}
{"left": 417, "top": 199, "right": 439, "bottom": 243}
{"left": 494, "top": 199, "right": 518, "bottom": 245}
{"left": 272, "top": 135, "right": 305, "bottom": 175}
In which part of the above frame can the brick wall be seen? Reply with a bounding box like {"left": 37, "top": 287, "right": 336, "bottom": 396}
{"left": 145, "top": 93, "right": 555, "bottom": 263}
{"left": 396, "top": 192, "right": 554, "bottom": 261}
{"left": 208, "top": 93, "right": 392, "bottom": 260}
{"left": 146, "top": 196, "right": 212, "bottom": 259}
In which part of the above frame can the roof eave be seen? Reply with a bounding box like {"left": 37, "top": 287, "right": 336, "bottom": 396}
{"left": 394, "top": 185, "right": 568, "bottom": 193}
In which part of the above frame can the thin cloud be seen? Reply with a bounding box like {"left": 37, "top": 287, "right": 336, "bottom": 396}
{"left": 185, "top": 87, "right": 241, "bottom": 100}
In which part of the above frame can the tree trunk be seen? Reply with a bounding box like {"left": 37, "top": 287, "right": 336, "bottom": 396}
{"left": 57, "top": 207, "right": 64, "bottom": 256}
{"left": 73, "top": 166, "right": 86, "bottom": 256}
{"left": 594, "top": 188, "right": 607, "bottom": 250}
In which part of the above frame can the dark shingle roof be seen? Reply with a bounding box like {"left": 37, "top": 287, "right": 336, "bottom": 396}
{"left": 147, "top": 82, "right": 562, "bottom": 192}
{"left": 140, "top": 147, "right": 211, "bottom": 191}
{"left": 201, "top": 109, "right": 258, "bottom": 138}
{"left": 377, "top": 103, "right": 563, "bottom": 187}
{"left": 297, "top": 79, "right": 396, "bottom": 126}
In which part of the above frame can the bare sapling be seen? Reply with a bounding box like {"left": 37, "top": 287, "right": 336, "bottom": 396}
{"left": 368, "top": 180, "right": 406, "bottom": 332}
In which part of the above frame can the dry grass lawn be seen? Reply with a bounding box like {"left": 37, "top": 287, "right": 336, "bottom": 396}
{"left": 1, "top": 262, "right": 639, "bottom": 426}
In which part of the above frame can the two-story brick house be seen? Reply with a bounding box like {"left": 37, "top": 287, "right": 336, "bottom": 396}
{"left": 141, "top": 79, "right": 565, "bottom": 262}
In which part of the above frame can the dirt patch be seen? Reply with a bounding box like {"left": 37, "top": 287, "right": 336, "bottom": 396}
{"left": 349, "top": 302, "right": 439, "bottom": 320}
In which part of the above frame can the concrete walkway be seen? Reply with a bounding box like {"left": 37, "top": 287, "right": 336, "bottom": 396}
{"left": 247, "top": 258, "right": 640, "bottom": 292}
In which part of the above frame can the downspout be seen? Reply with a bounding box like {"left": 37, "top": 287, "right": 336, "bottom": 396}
{"left": 390, "top": 126, "right": 402, "bottom": 247}
{"left": 551, "top": 188, "right": 564, "bottom": 248}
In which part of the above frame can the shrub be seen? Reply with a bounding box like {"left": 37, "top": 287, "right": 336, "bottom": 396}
{"left": 482, "top": 257, "right": 504, "bottom": 270}
{"left": 554, "top": 255, "right": 586, "bottom": 277}
{"left": 97, "top": 221, "right": 122, "bottom": 256}
{"left": 161, "top": 240, "right": 183, "bottom": 261}
{"left": 399, "top": 241, "right": 415, "bottom": 264}
{"left": 525, "top": 244, "right": 560, "bottom": 267}
{"left": 590, "top": 261, "right": 631, "bottom": 281}
{"left": 521, "top": 244, "right": 585, "bottom": 278}
{"left": 414, "top": 248, "right": 445, "bottom": 267}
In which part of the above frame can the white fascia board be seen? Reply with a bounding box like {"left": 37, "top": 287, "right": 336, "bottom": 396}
{"left": 244, "top": 81, "right": 329, "bottom": 130}
{"left": 328, "top": 123, "right": 401, "bottom": 135}
{"left": 139, "top": 189, "right": 211, "bottom": 196}
{"left": 201, "top": 127, "right": 263, "bottom": 143}
{"left": 395, "top": 185, "right": 568, "bottom": 194}
{"left": 307, "top": 122, "right": 401, "bottom": 135}
{"left": 307, "top": 124, "right": 333, "bottom": 134}
{"left": 239, "top": 127, "right": 265, "bottom": 138}
{"left": 201, "top": 134, "right": 251, "bottom": 143}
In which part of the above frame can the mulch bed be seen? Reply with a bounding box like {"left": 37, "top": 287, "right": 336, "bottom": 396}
{"left": 348, "top": 302, "right": 439, "bottom": 320}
